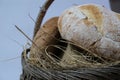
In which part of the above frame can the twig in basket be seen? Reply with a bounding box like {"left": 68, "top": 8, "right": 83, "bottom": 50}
{"left": 15, "top": 25, "right": 47, "bottom": 69}
{"left": 15, "top": 25, "right": 32, "bottom": 43}
{"left": 28, "top": 13, "right": 35, "bottom": 23}
{"left": 15, "top": 25, "right": 45, "bottom": 51}
{"left": 33, "top": 0, "right": 54, "bottom": 39}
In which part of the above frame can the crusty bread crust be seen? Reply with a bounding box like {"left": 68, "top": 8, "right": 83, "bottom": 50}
{"left": 58, "top": 4, "right": 120, "bottom": 60}
{"left": 30, "top": 17, "right": 60, "bottom": 59}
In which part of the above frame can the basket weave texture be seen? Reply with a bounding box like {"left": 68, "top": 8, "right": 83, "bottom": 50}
{"left": 20, "top": 48, "right": 120, "bottom": 80}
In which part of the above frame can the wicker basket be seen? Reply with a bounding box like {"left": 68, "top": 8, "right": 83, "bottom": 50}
{"left": 20, "top": 48, "right": 120, "bottom": 80}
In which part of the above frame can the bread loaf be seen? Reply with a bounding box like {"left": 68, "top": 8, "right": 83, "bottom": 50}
{"left": 30, "top": 17, "right": 60, "bottom": 60}
{"left": 58, "top": 4, "right": 120, "bottom": 60}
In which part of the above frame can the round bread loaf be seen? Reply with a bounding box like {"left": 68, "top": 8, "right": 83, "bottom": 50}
{"left": 58, "top": 4, "right": 120, "bottom": 60}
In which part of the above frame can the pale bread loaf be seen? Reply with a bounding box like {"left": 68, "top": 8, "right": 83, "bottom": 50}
{"left": 58, "top": 4, "right": 120, "bottom": 60}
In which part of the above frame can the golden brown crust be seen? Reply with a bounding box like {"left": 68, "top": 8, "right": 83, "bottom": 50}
{"left": 30, "top": 17, "right": 60, "bottom": 59}
{"left": 80, "top": 4, "right": 103, "bottom": 32}
{"left": 34, "top": 17, "right": 59, "bottom": 46}
{"left": 82, "top": 18, "right": 93, "bottom": 26}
